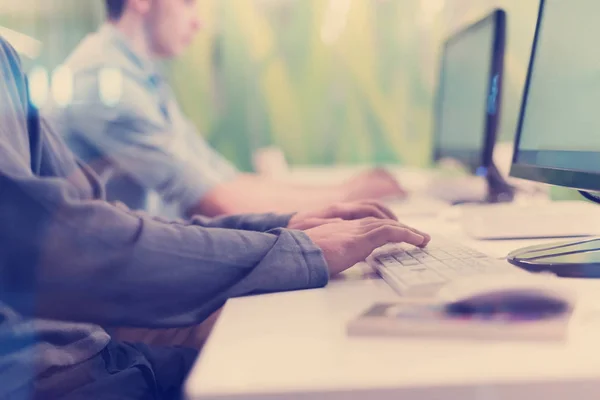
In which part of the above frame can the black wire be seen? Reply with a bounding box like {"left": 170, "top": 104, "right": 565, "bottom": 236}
{"left": 579, "top": 190, "right": 600, "bottom": 205}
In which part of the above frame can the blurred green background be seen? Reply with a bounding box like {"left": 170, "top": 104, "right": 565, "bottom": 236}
{"left": 171, "top": 0, "right": 540, "bottom": 172}
{"left": 0, "top": 0, "right": 556, "bottom": 184}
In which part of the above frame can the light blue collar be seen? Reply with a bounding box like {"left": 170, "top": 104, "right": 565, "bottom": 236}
{"left": 98, "top": 23, "right": 162, "bottom": 80}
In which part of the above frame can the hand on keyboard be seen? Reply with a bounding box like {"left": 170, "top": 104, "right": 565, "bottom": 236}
{"left": 304, "top": 217, "right": 430, "bottom": 276}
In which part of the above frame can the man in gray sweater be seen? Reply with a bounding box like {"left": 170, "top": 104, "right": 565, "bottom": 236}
{"left": 0, "top": 38, "right": 428, "bottom": 399}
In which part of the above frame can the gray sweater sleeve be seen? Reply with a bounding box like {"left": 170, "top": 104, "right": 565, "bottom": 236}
{"left": 2, "top": 176, "right": 328, "bottom": 328}
{"left": 138, "top": 208, "right": 296, "bottom": 233}
{"left": 189, "top": 213, "right": 295, "bottom": 232}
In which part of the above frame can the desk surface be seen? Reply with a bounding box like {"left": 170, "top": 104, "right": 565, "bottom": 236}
{"left": 185, "top": 167, "right": 600, "bottom": 400}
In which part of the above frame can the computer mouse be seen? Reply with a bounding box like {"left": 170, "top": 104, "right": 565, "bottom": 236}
{"left": 444, "top": 288, "right": 570, "bottom": 319}
{"left": 437, "top": 275, "right": 576, "bottom": 319}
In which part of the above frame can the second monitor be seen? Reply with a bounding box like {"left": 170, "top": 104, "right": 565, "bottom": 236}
{"left": 432, "top": 9, "right": 514, "bottom": 204}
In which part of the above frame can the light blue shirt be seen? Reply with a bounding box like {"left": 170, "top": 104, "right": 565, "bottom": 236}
{"left": 43, "top": 24, "right": 238, "bottom": 217}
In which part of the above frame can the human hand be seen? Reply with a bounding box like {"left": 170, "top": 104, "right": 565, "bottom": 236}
{"left": 343, "top": 168, "right": 407, "bottom": 202}
{"left": 304, "top": 218, "right": 430, "bottom": 276}
{"left": 287, "top": 200, "right": 397, "bottom": 230}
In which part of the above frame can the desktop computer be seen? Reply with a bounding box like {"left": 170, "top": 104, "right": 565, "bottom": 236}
{"left": 393, "top": 9, "right": 514, "bottom": 216}
{"left": 460, "top": 0, "right": 600, "bottom": 241}
{"left": 370, "top": 0, "right": 600, "bottom": 295}
{"left": 430, "top": 8, "right": 514, "bottom": 205}
{"left": 505, "top": 0, "right": 600, "bottom": 277}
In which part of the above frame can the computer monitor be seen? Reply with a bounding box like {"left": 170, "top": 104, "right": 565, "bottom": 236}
{"left": 433, "top": 9, "right": 514, "bottom": 203}
{"left": 507, "top": 0, "right": 600, "bottom": 278}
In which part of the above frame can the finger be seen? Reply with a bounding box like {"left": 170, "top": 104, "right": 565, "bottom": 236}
{"left": 345, "top": 204, "right": 389, "bottom": 220}
{"left": 373, "top": 168, "right": 404, "bottom": 185}
{"left": 359, "top": 200, "right": 398, "bottom": 220}
{"left": 330, "top": 204, "right": 384, "bottom": 221}
{"left": 364, "top": 225, "right": 427, "bottom": 248}
{"left": 358, "top": 216, "right": 389, "bottom": 228}
{"left": 292, "top": 217, "right": 343, "bottom": 230}
{"left": 312, "top": 218, "right": 345, "bottom": 228}
{"left": 394, "top": 182, "right": 408, "bottom": 195}
{"left": 422, "top": 234, "right": 432, "bottom": 247}
{"left": 398, "top": 223, "right": 431, "bottom": 244}
{"left": 360, "top": 219, "right": 430, "bottom": 244}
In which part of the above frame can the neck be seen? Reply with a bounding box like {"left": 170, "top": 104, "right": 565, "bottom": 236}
{"left": 109, "top": 14, "right": 154, "bottom": 60}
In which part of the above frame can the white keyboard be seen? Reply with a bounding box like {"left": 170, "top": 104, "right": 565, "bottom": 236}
{"left": 367, "top": 238, "right": 525, "bottom": 296}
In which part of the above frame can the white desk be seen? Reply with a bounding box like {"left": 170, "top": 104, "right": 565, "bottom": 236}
{"left": 186, "top": 168, "right": 600, "bottom": 400}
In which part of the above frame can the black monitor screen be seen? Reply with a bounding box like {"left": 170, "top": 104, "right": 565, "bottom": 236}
{"left": 435, "top": 12, "right": 502, "bottom": 173}
{"left": 512, "top": 0, "right": 600, "bottom": 190}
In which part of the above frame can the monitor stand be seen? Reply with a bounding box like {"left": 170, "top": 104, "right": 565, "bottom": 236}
{"left": 484, "top": 163, "right": 516, "bottom": 203}
{"left": 448, "top": 163, "right": 515, "bottom": 206}
{"left": 507, "top": 237, "right": 600, "bottom": 278}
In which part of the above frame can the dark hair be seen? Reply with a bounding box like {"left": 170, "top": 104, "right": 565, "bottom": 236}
{"left": 105, "top": 0, "right": 126, "bottom": 20}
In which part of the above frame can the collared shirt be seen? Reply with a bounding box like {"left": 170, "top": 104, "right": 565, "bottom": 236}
{"left": 43, "top": 24, "right": 238, "bottom": 218}
{"left": 0, "top": 38, "right": 328, "bottom": 396}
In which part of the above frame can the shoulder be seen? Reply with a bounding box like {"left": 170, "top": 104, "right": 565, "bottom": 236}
{"left": 65, "top": 31, "right": 154, "bottom": 107}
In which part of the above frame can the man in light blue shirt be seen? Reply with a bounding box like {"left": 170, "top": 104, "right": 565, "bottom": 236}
{"left": 43, "top": 0, "right": 407, "bottom": 219}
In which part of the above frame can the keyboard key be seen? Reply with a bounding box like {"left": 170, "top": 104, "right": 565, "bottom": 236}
{"left": 411, "top": 252, "right": 434, "bottom": 261}
{"left": 398, "top": 258, "right": 421, "bottom": 266}
{"left": 461, "top": 258, "right": 484, "bottom": 267}
{"left": 426, "top": 261, "right": 452, "bottom": 273}
{"left": 449, "top": 251, "right": 471, "bottom": 259}
{"left": 393, "top": 252, "right": 414, "bottom": 262}
{"left": 377, "top": 256, "right": 398, "bottom": 268}
{"left": 407, "top": 249, "right": 426, "bottom": 256}
{"left": 442, "top": 259, "right": 466, "bottom": 270}
{"left": 426, "top": 250, "right": 454, "bottom": 260}
{"left": 466, "top": 251, "right": 488, "bottom": 258}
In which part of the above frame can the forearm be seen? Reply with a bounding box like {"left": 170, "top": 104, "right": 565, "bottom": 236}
{"left": 189, "top": 212, "right": 295, "bottom": 232}
{"left": 1, "top": 177, "right": 329, "bottom": 329}
{"left": 116, "top": 199, "right": 294, "bottom": 232}
{"left": 192, "top": 174, "right": 347, "bottom": 216}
